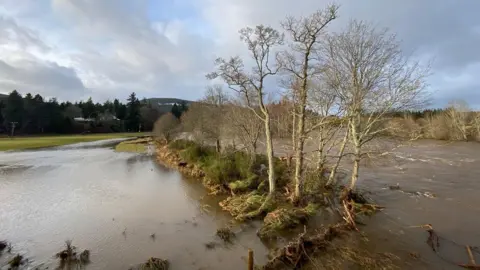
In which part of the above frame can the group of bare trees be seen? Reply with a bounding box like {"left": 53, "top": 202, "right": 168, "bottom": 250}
{"left": 156, "top": 4, "right": 429, "bottom": 201}
{"left": 387, "top": 100, "right": 480, "bottom": 141}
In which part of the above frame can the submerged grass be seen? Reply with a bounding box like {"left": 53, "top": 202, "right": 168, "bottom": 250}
{"left": 115, "top": 137, "right": 153, "bottom": 153}
{"left": 219, "top": 192, "right": 269, "bottom": 220}
{"left": 258, "top": 203, "right": 320, "bottom": 239}
{"left": 0, "top": 132, "right": 151, "bottom": 151}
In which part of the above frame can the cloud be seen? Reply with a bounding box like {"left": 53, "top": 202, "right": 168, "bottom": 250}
{"left": 0, "top": 58, "right": 86, "bottom": 100}
{"left": 0, "top": 0, "right": 478, "bottom": 107}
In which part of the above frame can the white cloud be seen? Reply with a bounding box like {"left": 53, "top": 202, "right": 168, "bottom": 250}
{"left": 0, "top": 0, "right": 478, "bottom": 107}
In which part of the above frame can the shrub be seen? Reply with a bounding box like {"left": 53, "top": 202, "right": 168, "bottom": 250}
{"left": 179, "top": 144, "right": 216, "bottom": 163}
{"left": 202, "top": 155, "right": 240, "bottom": 185}
{"left": 168, "top": 139, "right": 197, "bottom": 150}
{"left": 153, "top": 113, "right": 180, "bottom": 142}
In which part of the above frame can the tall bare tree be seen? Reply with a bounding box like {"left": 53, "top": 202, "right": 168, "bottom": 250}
{"left": 323, "top": 20, "right": 429, "bottom": 190}
{"left": 279, "top": 5, "right": 338, "bottom": 201}
{"left": 208, "top": 25, "right": 283, "bottom": 198}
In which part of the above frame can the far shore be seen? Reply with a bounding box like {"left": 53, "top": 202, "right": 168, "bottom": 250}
{"left": 0, "top": 132, "right": 151, "bottom": 151}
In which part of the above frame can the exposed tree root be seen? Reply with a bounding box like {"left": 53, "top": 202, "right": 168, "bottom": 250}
{"left": 263, "top": 223, "right": 349, "bottom": 270}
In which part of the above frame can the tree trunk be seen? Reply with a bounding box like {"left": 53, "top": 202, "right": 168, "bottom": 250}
{"left": 293, "top": 92, "right": 307, "bottom": 202}
{"left": 291, "top": 105, "right": 297, "bottom": 155}
{"left": 349, "top": 117, "right": 361, "bottom": 190}
{"left": 215, "top": 139, "right": 221, "bottom": 153}
{"left": 350, "top": 150, "right": 361, "bottom": 190}
{"left": 249, "top": 141, "right": 257, "bottom": 169}
{"left": 264, "top": 116, "right": 276, "bottom": 194}
{"left": 326, "top": 127, "right": 349, "bottom": 186}
{"left": 293, "top": 119, "right": 305, "bottom": 201}
{"left": 316, "top": 132, "right": 325, "bottom": 171}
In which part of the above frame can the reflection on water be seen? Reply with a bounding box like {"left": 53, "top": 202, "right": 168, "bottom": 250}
{"left": 0, "top": 141, "right": 269, "bottom": 270}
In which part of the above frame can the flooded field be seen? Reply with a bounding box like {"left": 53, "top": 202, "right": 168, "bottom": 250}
{"left": 0, "top": 140, "right": 268, "bottom": 269}
{"left": 1, "top": 138, "right": 479, "bottom": 269}
{"left": 358, "top": 140, "right": 480, "bottom": 269}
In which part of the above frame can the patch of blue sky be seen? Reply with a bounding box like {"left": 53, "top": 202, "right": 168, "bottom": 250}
{"left": 147, "top": 0, "right": 215, "bottom": 38}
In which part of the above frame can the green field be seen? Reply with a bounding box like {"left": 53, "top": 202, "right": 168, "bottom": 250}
{"left": 0, "top": 133, "right": 151, "bottom": 151}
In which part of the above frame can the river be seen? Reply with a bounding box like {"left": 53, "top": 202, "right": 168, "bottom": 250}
{"left": 357, "top": 139, "right": 480, "bottom": 269}
{"left": 1, "top": 139, "right": 479, "bottom": 269}
{"left": 0, "top": 140, "right": 268, "bottom": 269}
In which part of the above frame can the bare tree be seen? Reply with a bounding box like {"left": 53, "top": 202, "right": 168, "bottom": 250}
{"left": 208, "top": 25, "right": 283, "bottom": 197}
{"left": 179, "top": 86, "right": 228, "bottom": 150}
{"left": 307, "top": 79, "right": 342, "bottom": 171}
{"left": 224, "top": 98, "right": 263, "bottom": 163}
{"left": 446, "top": 99, "right": 470, "bottom": 140}
{"left": 181, "top": 103, "right": 213, "bottom": 144}
{"left": 279, "top": 5, "right": 338, "bottom": 201}
{"left": 153, "top": 112, "right": 180, "bottom": 143}
{"left": 323, "top": 20, "right": 429, "bottom": 190}
{"left": 473, "top": 112, "right": 480, "bottom": 141}
{"left": 202, "top": 85, "right": 229, "bottom": 152}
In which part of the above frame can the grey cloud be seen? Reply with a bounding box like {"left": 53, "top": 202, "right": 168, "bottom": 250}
{"left": 201, "top": 0, "right": 480, "bottom": 107}
{"left": 0, "top": 59, "right": 86, "bottom": 100}
{"left": 1, "top": 0, "right": 478, "bottom": 107}
{"left": 51, "top": 0, "right": 214, "bottom": 100}
{"left": 0, "top": 17, "right": 50, "bottom": 51}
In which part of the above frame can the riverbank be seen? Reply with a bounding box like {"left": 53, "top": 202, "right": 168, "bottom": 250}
{"left": 154, "top": 138, "right": 392, "bottom": 269}
{"left": 115, "top": 137, "right": 154, "bottom": 153}
{"left": 1, "top": 140, "right": 273, "bottom": 269}
{"left": 0, "top": 132, "right": 151, "bottom": 151}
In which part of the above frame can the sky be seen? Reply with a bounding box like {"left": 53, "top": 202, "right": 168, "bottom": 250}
{"left": 0, "top": 0, "right": 479, "bottom": 108}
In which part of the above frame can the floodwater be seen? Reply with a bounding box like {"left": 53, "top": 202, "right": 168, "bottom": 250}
{"left": 268, "top": 137, "right": 480, "bottom": 269}
{"left": 356, "top": 140, "right": 480, "bottom": 269}
{"left": 0, "top": 140, "right": 269, "bottom": 269}
{"left": 1, "top": 139, "right": 479, "bottom": 269}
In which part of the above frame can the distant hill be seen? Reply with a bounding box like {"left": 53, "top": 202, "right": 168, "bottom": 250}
{"left": 146, "top": 98, "right": 192, "bottom": 113}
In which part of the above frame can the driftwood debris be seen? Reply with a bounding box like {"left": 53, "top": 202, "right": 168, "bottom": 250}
{"left": 412, "top": 224, "right": 480, "bottom": 269}
{"left": 263, "top": 224, "right": 349, "bottom": 270}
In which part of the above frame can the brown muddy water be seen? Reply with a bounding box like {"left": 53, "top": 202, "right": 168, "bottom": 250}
{"left": 1, "top": 139, "right": 480, "bottom": 269}
{"left": 0, "top": 140, "right": 269, "bottom": 269}
{"left": 356, "top": 140, "right": 480, "bottom": 270}
{"left": 266, "top": 137, "right": 480, "bottom": 270}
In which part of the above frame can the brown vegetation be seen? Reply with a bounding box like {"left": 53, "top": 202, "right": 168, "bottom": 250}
{"left": 55, "top": 240, "right": 90, "bottom": 269}
{"left": 386, "top": 106, "right": 480, "bottom": 141}
{"left": 129, "top": 257, "right": 169, "bottom": 270}
{"left": 153, "top": 112, "right": 180, "bottom": 143}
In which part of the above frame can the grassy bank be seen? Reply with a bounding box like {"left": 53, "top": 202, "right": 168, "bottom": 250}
{"left": 114, "top": 137, "right": 153, "bottom": 153}
{"left": 0, "top": 132, "right": 151, "bottom": 151}
{"left": 154, "top": 139, "right": 390, "bottom": 269}
{"left": 157, "top": 139, "right": 326, "bottom": 235}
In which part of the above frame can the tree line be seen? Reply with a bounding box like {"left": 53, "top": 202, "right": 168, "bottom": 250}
{"left": 386, "top": 100, "right": 480, "bottom": 141}
{"left": 155, "top": 4, "right": 433, "bottom": 203}
{"left": 0, "top": 90, "right": 188, "bottom": 135}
